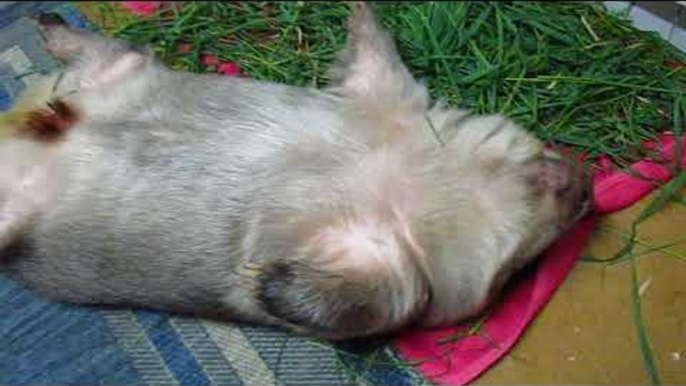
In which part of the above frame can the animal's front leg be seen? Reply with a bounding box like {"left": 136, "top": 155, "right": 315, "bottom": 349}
{"left": 0, "top": 141, "right": 60, "bottom": 251}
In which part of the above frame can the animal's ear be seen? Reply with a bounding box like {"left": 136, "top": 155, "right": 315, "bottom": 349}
{"left": 327, "top": 3, "right": 428, "bottom": 108}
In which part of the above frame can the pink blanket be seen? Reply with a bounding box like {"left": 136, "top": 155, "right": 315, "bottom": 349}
{"left": 395, "top": 134, "right": 686, "bottom": 385}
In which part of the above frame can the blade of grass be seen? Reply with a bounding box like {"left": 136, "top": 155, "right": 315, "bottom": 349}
{"left": 504, "top": 76, "right": 682, "bottom": 95}
{"left": 629, "top": 254, "right": 661, "bottom": 385}
{"left": 634, "top": 171, "right": 686, "bottom": 225}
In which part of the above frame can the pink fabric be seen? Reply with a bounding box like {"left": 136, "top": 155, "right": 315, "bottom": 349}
{"left": 201, "top": 53, "right": 220, "bottom": 66}
{"left": 177, "top": 42, "right": 193, "bottom": 54}
{"left": 201, "top": 53, "right": 242, "bottom": 76}
{"left": 217, "top": 62, "right": 241, "bottom": 76}
{"left": 119, "top": 2, "right": 164, "bottom": 16}
{"left": 593, "top": 134, "right": 684, "bottom": 213}
{"left": 396, "top": 134, "right": 686, "bottom": 385}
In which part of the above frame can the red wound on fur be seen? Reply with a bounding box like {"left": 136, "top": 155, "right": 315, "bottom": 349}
{"left": 23, "top": 99, "right": 79, "bottom": 142}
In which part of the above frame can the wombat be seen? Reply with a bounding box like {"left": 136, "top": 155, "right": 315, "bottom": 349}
{"left": 0, "top": 3, "right": 591, "bottom": 340}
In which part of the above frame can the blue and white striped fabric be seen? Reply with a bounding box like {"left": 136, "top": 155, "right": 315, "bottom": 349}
{"left": 0, "top": 3, "right": 425, "bottom": 385}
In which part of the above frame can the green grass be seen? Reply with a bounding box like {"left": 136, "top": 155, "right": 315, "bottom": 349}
{"left": 90, "top": 1, "right": 685, "bottom": 168}
{"left": 83, "top": 2, "right": 686, "bottom": 384}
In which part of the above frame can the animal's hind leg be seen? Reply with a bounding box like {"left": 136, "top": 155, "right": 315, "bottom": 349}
{"left": 32, "top": 12, "right": 153, "bottom": 94}
{"left": 33, "top": 13, "right": 87, "bottom": 62}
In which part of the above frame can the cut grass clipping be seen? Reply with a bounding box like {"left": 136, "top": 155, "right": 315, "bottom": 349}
{"left": 81, "top": 2, "right": 685, "bottom": 385}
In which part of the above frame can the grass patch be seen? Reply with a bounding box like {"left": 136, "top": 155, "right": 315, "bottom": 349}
{"left": 87, "top": 1, "right": 686, "bottom": 168}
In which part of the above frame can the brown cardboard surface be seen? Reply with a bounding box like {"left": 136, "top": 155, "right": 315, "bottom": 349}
{"left": 475, "top": 189, "right": 686, "bottom": 385}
